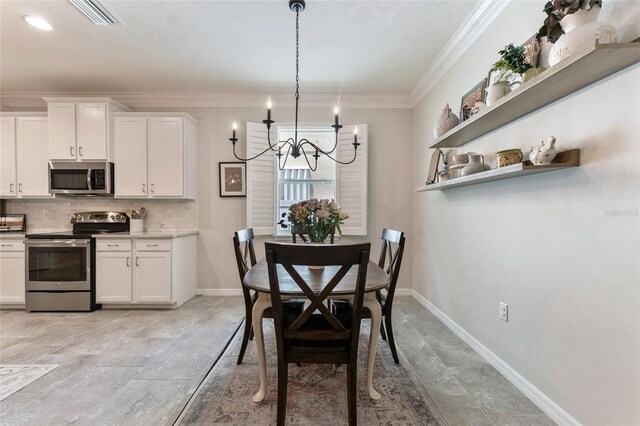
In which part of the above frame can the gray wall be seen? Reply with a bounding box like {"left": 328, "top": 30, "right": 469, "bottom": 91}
{"left": 411, "top": 1, "right": 640, "bottom": 424}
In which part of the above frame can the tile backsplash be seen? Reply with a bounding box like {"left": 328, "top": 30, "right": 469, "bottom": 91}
{"left": 5, "top": 199, "right": 197, "bottom": 232}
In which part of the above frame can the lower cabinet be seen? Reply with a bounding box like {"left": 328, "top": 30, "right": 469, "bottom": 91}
{"left": 0, "top": 240, "right": 26, "bottom": 305}
{"left": 96, "top": 236, "right": 196, "bottom": 307}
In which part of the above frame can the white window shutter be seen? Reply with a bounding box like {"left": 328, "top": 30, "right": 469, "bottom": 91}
{"left": 246, "top": 121, "right": 276, "bottom": 235}
{"left": 337, "top": 124, "right": 367, "bottom": 236}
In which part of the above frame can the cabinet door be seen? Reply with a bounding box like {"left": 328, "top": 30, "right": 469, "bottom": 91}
{"left": 0, "top": 252, "right": 25, "bottom": 304}
{"left": 76, "top": 103, "right": 107, "bottom": 160}
{"left": 113, "top": 117, "right": 148, "bottom": 198}
{"left": 16, "top": 117, "right": 51, "bottom": 198}
{"left": 96, "top": 252, "right": 132, "bottom": 303}
{"left": 0, "top": 117, "right": 17, "bottom": 197}
{"left": 134, "top": 251, "right": 171, "bottom": 303}
{"left": 48, "top": 102, "right": 77, "bottom": 160}
{"left": 148, "top": 117, "right": 184, "bottom": 197}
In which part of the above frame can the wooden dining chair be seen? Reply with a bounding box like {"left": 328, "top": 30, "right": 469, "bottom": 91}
{"left": 332, "top": 228, "right": 405, "bottom": 364}
{"left": 233, "top": 228, "right": 304, "bottom": 365}
{"left": 265, "top": 242, "right": 370, "bottom": 426}
{"left": 290, "top": 225, "right": 335, "bottom": 244}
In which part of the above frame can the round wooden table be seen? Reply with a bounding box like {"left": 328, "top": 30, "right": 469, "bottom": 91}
{"left": 244, "top": 259, "right": 388, "bottom": 404}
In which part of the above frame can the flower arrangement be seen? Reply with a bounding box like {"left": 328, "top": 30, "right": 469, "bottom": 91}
{"left": 279, "top": 198, "right": 349, "bottom": 243}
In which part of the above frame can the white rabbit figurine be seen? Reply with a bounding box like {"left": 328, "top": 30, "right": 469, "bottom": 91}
{"left": 530, "top": 136, "right": 557, "bottom": 165}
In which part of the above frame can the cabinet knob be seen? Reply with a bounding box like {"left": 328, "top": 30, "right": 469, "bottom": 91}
{"left": 147, "top": 244, "right": 158, "bottom": 247}
{"left": 150, "top": 184, "right": 155, "bottom": 193}
{"left": 79, "top": 146, "right": 84, "bottom": 156}
{"left": 1, "top": 244, "right": 13, "bottom": 247}
{"left": 107, "top": 244, "right": 119, "bottom": 247}
{"left": 9, "top": 183, "right": 15, "bottom": 193}
{"left": 135, "top": 256, "right": 140, "bottom": 266}
{"left": 142, "top": 183, "right": 146, "bottom": 193}
{"left": 18, "top": 183, "right": 23, "bottom": 192}
{"left": 70, "top": 146, "right": 75, "bottom": 157}
{"left": 126, "top": 256, "right": 130, "bottom": 267}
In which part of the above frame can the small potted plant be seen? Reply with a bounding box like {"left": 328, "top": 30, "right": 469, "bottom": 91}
{"left": 485, "top": 43, "right": 533, "bottom": 106}
{"left": 537, "top": 0, "right": 602, "bottom": 44}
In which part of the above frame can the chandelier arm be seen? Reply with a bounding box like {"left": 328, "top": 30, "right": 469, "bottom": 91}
{"left": 232, "top": 143, "right": 277, "bottom": 162}
{"left": 266, "top": 128, "right": 283, "bottom": 152}
{"left": 298, "top": 138, "right": 337, "bottom": 156}
{"left": 278, "top": 144, "right": 294, "bottom": 170}
{"left": 321, "top": 149, "right": 359, "bottom": 165}
{"left": 299, "top": 146, "right": 319, "bottom": 172}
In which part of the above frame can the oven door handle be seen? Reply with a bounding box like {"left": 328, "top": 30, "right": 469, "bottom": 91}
{"left": 25, "top": 239, "right": 91, "bottom": 247}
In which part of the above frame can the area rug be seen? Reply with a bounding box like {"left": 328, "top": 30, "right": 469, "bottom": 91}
{"left": 178, "top": 320, "right": 444, "bottom": 425}
{"left": 0, "top": 365, "right": 58, "bottom": 401}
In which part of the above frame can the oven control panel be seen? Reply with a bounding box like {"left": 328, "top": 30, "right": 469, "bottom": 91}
{"left": 71, "top": 211, "right": 129, "bottom": 223}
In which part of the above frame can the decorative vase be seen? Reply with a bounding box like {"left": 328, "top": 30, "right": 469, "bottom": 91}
{"left": 461, "top": 153, "right": 485, "bottom": 176}
{"left": 130, "top": 219, "right": 144, "bottom": 234}
{"left": 485, "top": 83, "right": 506, "bottom": 107}
{"left": 434, "top": 104, "right": 460, "bottom": 138}
{"left": 307, "top": 240, "right": 326, "bottom": 270}
{"left": 549, "top": 5, "right": 617, "bottom": 66}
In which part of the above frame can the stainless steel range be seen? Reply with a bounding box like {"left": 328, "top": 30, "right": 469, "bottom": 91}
{"left": 25, "top": 211, "right": 129, "bottom": 312}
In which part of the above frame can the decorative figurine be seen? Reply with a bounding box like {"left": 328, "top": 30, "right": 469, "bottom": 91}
{"left": 434, "top": 104, "right": 460, "bottom": 138}
{"left": 530, "top": 136, "right": 557, "bottom": 165}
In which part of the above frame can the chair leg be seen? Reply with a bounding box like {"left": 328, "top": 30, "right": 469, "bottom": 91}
{"left": 379, "top": 319, "right": 387, "bottom": 341}
{"left": 347, "top": 363, "right": 357, "bottom": 426}
{"left": 277, "top": 361, "right": 289, "bottom": 426}
{"left": 385, "top": 314, "right": 400, "bottom": 365}
{"left": 237, "top": 317, "right": 253, "bottom": 365}
{"left": 249, "top": 324, "right": 255, "bottom": 341}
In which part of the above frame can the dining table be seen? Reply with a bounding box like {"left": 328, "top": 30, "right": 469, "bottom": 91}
{"left": 243, "top": 258, "right": 389, "bottom": 404}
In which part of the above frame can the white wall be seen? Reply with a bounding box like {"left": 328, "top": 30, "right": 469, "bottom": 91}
{"left": 411, "top": 1, "right": 640, "bottom": 425}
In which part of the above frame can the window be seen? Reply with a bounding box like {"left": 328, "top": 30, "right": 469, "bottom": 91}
{"left": 276, "top": 128, "right": 336, "bottom": 236}
{"left": 246, "top": 122, "right": 368, "bottom": 237}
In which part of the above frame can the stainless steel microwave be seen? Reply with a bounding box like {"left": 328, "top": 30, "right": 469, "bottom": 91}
{"left": 49, "top": 161, "right": 114, "bottom": 196}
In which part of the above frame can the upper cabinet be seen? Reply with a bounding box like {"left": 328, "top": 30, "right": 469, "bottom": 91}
{"left": 44, "top": 97, "right": 129, "bottom": 161}
{"left": 0, "top": 113, "right": 52, "bottom": 199}
{"left": 113, "top": 113, "right": 197, "bottom": 199}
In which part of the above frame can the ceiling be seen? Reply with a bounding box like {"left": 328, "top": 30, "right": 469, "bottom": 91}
{"left": 1, "top": 0, "right": 477, "bottom": 98}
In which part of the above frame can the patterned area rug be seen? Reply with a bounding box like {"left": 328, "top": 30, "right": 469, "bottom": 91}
{"left": 179, "top": 320, "right": 444, "bottom": 425}
{"left": 0, "top": 365, "right": 58, "bottom": 401}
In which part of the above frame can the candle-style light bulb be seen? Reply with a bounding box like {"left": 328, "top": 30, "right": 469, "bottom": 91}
{"left": 232, "top": 121, "right": 237, "bottom": 139}
{"left": 267, "top": 97, "right": 272, "bottom": 122}
{"left": 354, "top": 126, "right": 358, "bottom": 135}
{"left": 354, "top": 126, "right": 358, "bottom": 144}
{"left": 334, "top": 105, "right": 339, "bottom": 126}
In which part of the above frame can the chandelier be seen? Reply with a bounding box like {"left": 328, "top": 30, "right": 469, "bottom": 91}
{"left": 229, "top": 0, "right": 359, "bottom": 171}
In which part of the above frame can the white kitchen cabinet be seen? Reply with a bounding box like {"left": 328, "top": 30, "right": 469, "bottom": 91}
{"left": 96, "top": 251, "right": 132, "bottom": 303}
{"left": 0, "top": 117, "right": 17, "bottom": 197}
{"left": 0, "top": 114, "right": 51, "bottom": 199}
{"left": 44, "top": 97, "right": 128, "bottom": 161}
{"left": 134, "top": 251, "right": 172, "bottom": 303}
{"left": 95, "top": 235, "right": 196, "bottom": 307}
{"left": 113, "top": 113, "right": 197, "bottom": 199}
{"left": 0, "top": 240, "right": 25, "bottom": 305}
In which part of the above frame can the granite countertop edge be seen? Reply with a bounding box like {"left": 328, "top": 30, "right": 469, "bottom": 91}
{"left": 93, "top": 230, "right": 199, "bottom": 239}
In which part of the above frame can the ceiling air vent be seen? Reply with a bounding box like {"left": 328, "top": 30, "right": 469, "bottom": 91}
{"left": 68, "top": 0, "right": 121, "bottom": 25}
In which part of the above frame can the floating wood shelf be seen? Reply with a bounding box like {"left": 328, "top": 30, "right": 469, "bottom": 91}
{"left": 430, "top": 41, "right": 640, "bottom": 149}
{"left": 416, "top": 149, "right": 579, "bottom": 191}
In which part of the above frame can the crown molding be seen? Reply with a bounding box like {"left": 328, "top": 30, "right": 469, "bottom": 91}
{"left": 409, "top": 0, "right": 511, "bottom": 107}
{"left": 0, "top": 91, "right": 413, "bottom": 110}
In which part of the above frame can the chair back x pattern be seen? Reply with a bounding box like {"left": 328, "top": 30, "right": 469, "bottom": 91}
{"left": 378, "top": 229, "right": 405, "bottom": 295}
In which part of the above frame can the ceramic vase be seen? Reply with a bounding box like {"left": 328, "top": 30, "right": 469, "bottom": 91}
{"left": 434, "top": 104, "right": 460, "bottom": 138}
{"left": 549, "top": 5, "right": 617, "bottom": 66}
{"left": 485, "top": 83, "right": 505, "bottom": 107}
{"left": 461, "top": 153, "right": 485, "bottom": 176}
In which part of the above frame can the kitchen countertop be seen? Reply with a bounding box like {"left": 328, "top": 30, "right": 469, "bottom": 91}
{"left": 0, "top": 233, "right": 26, "bottom": 241}
{"left": 92, "top": 230, "right": 198, "bottom": 239}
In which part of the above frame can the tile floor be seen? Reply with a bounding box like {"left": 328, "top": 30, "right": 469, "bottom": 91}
{"left": 0, "top": 296, "right": 555, "bottom": 425}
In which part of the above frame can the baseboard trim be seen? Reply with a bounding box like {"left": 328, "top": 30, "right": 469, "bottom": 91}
{"left": 196, "top": 289, "right": 242, "bottom": 296}
{"left": 411, "top": 290, "right": 580, "bottom": 426}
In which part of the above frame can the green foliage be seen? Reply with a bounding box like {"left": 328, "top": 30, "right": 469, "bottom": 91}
{"left": 498, "top": 44, "right": 532, "bottom": 75}
{"left": 537, "top": 0, "right": 602, "bottom": 44}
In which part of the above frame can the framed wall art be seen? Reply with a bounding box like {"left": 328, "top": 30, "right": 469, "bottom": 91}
{"left": 459, "top": 79, "right": 487, "bottom": 122}
{"left": 219, "top": 162, "right": 246, "bottom": 197}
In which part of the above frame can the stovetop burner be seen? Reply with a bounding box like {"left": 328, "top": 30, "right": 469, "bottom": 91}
{"left": 26, "top": 211, "right": 130, "bottom": 239}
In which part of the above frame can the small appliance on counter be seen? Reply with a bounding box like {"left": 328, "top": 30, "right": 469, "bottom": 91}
{"left": 24, "top": 211, "right": 129, "bottom": 312}
{"left": 0, "top": 214, "right": 26, "bottom": 233}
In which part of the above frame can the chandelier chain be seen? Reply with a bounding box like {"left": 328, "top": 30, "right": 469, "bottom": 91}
{"left": 295, "top": 10, "right": 300, "bottom": 102}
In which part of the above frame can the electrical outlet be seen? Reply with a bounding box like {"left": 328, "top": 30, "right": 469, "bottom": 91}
{"left": 499, "top": 302, "right": 508, "bottom": 322}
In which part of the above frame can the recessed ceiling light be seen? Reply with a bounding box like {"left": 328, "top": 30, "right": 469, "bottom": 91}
{"left": 23, "top": 16, "right": 53, "bottom": 31}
